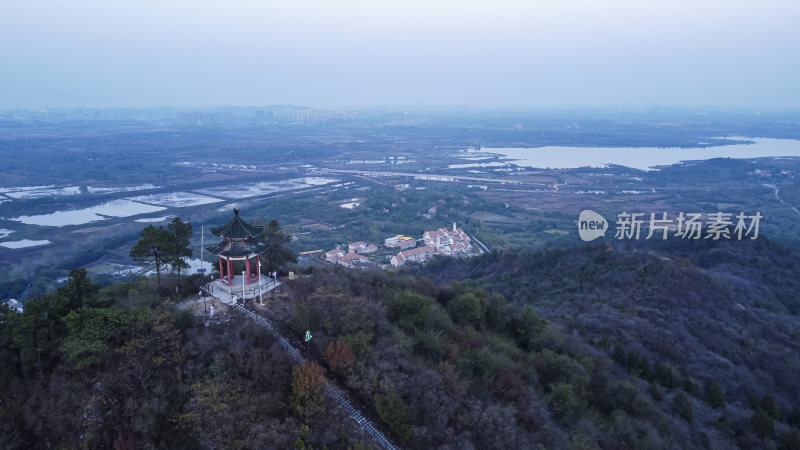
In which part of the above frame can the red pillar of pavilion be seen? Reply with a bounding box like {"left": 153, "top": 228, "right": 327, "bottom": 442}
{"left": 246, "top": 256, "right": 252, "bottom": 283}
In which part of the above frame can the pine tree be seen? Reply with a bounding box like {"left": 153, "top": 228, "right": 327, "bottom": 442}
{"left": 779, "top": 430, "right": 800, "bottom": 450}
{"left": 656, "top": 364, "right": 676, "bottom": 388}
{"left": 751, "top": 410, "right": 775, "bottom": 439}
{"left": 707, "top": 382, "right": 726, "bottom": 409}
{"left": 130, "top": 225, "right": 173, "bottom": 283}
{"left": 375, "top": 390, "right": 412, "bottom": 443}
{"left": 673, "top": 391, "right": 693, "bottom": 422}
{"left": 613, "top": 345, "right": 626, "bottom": 366}
{"left": 167, "top": 217, "right": 193, "bottom": 277}
{"left": 683, "top": 377, "right": 696, "bottom": 395}
{"left": 762, "top": 394, "right": 783, "bottom": 421}
{"left": 259, "top": 219, "right": 296, "bottom": 273}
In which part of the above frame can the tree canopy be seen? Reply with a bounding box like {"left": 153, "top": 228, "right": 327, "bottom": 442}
{"left": 129, "top": 218, "right": 193, "bottom": 282}
{"left": 167, "top": 217, "right": 193, "bottom": 277}
{"left": 258, "top": 219, "right": 296, "bottom": 273}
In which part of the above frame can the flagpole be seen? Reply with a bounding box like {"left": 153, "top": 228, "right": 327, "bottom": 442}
{"left": 201, "top": 225, "right": 204, "bottom": 273}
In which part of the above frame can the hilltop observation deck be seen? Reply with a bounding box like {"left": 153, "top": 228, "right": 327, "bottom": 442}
{"left": 204, "top": 208, "right": 280, "bottom": 304}
{"left": 203, "top": 275, "right": 281, "bottom": 305}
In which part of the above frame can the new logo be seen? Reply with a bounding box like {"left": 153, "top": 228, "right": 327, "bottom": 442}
{"left": 578, "top": 210, "right": 607, "bottom": 241}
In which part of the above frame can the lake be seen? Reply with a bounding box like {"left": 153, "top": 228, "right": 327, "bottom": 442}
{"left": 11, "top": 199, "right": 166, "bottom": 226}
{"left": 0, "top": 239, "right": 52, "bottom": 249}
{"left": 453, "top": 137, "right": 800, "bottom": 171}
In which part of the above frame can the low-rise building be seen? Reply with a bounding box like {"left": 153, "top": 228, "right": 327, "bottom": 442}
{"left": 339, "top": 252, "right": 371, "bottom": 268}
{"left": 390, "top": 246, "right": 434, "bottom": 267}
{"left": 349, "top": 241, "right": 367, "bottom": 253}
{"left": 3, "top": 299, "right": 23, "bottom": 314}
{"left": 384, "top": 235, "right": 417, "bottom": 249}
{"left": 348, "top": 241, "right": 379, "bottom": 254}
{"left": 325, "top": 249, "right": 346, "bottom": 262}
{"left": 438, "top": 241, "right": 472, "bottom": 256}
{"left": 423, "top": 223, "right": 471, "bottom": 251}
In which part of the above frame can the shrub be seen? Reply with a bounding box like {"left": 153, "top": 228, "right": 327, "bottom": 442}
{"left": 374, "top": 390, "right": 412, "bottom": 443}
{"left": 325, "top": 341, "right": 355, "bottom": 373}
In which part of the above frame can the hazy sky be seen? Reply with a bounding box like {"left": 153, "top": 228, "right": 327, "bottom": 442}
{"left": 2, "top": 0, "right": 798, "bottom": 109}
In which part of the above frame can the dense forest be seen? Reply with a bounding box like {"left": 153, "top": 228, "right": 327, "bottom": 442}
{"left": 424, "top": 237, "right": 800, "bottom": 449}
{"left": 3, "top": 234, "right": 800, "bottom": 448}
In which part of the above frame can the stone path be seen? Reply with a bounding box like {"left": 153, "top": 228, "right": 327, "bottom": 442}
{"left": 233, "top": 304, "right": 400, "bottom": 450}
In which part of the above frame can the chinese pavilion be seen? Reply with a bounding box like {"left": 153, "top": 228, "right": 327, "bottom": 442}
{"left": 206, "top": 209, "right": 265, "bottom": 286}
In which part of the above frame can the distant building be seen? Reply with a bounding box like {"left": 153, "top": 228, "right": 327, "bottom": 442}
{"left": 339, "top": 252, "right": 371, "bottom": 269}
{"left": 390, "top": 246, "right": 435, "bottom": 267}
{"left": 3, "top": 299, "right": 23, "bottom": 314}
{"left": 348, "top": 242, "right": 367, "bottom": 252}
{"left": 297, "top": 249, "right": 323, "bottom": 262}
{"left": 326, "top": 249, "right": 346, "bottom": 262}
{"left": 423, "top": 223, "right": 471, "bottom": 251}
{"left": 384, "top": 235, "right": 417, "bottom": 249}
{"left": 428, "top": 206, "right": 438, "bottom": 215}
{"left": 348, "top": 242, "right": 378, "bottom": 254}
{"left": 438, "top": 241, "right": 472, "bottom": 256}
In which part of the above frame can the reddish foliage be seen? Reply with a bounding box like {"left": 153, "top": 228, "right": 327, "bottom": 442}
{"left": 325, "top": 341, "right": 355, "bottom": 373}
{"left": 291, "top": 361, "right": 326, "bottom": 399}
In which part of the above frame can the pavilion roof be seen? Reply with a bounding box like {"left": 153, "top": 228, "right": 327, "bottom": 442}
{"left": 210, "top": 208, "right": 265, "bottom": 239}
{"left": 206, "top": 237, "right": 265, "bottom": 257}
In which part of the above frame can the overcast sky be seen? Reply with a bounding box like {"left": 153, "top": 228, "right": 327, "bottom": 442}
{"left": 1, "top": 0, "right": 798, "bottom": 109}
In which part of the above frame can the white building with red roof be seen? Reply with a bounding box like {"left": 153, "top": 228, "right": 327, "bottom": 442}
{"left": 438, "top": 241, "right": 471, "bottom": 256}
{"left": 390, "top": 246, "right": 434, "bottom": 267}
{"left": 348, "top": 241, "right": 367, "bottom": 252}
{"left": 384, "top": 235, "right": 417, "bottom": 249}
{"left": 348, "top": 242, "right": 379, "bottom": 254}
{"left": 326, "top": 248, "right": 346, "bottom": 262}
{"left": 339, "top": 252, "right": 370, "bottom": 268}
{"left": 423, "top": 223, "right": 471, "bottom": 251}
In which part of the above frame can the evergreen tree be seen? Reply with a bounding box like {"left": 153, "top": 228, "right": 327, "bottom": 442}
{"left": 258, "top": 219, "right": 296, "bottom": 274}
{"left": 751, "top": 410, "right": 775, "bottom": 439}
{"left": 167, "top": 217, "right": 193, "bottom": 277}
{"left": 673, "top": 391, "right": 693, "bottom": 422}
{"left": 639, "top": 358, "right": 652, "bottom": 380}
{"left": 626, "top": 350, "right": 641, "bottom": 372}
{"left": 656, "top": 364, "right": 676, "bottom": 388}
{"left": 375, "top": 390, "right": 412, "bottom": 443}
{"left": 57, "top": 268, "right": 103, "bottom": 309}
{"left": 130, "top": 225, "right": 173, "bottom": 283}
{"left": 707, "top": 382, "right": 726, "bottom": 409}
{"left": 779, "top": 430, "right": 800, "bottom": 450}
{"left": 789, "top": 407, "right": 800, "bottom": 428}
{"left": 130, "top": 218, "right": 193, "bottom": 283}
{"left": 762, "top": 394, "right": 783, "bottom": 421}
{"left": 683, "top": 377, "right": 696, "bottom": 395}
{"left": 613, "top": 345, "right": 626, "bottom": 366}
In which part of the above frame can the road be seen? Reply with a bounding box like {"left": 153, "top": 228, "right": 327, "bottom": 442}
{"left": 771, "top": 184, "right": 800, "bottom": 216}
{"left": 316, "top": 168, "right": 523, "bottom": 185}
